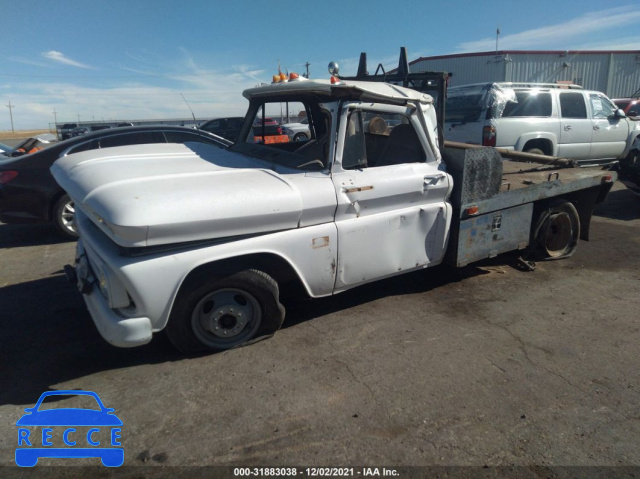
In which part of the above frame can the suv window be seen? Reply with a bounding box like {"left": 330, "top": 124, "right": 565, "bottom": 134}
{"left": 559, "top": 92, "right": 587, "bottom": 119}
{"left": 445, "top": 85, "right": 488, "bottom": 123}
{"left": 589, "top": 93, "right": 617, "bottom": 119}
{"left": 502, "top": 92, "right": 552, "bottom": 117}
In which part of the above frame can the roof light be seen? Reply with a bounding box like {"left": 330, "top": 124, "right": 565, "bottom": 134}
{"left": 289, "top": 72, "right": 300, "bottom": 80}
{"left": 330, "top": 76, "right": 340, "bottom": 84}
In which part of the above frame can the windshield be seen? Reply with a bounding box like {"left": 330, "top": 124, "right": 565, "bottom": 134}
{"left": 230, "top": 98, "right": 332, "bottom": 171}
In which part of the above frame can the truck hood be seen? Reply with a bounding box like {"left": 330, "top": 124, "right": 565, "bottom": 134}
{"left": 51, "top": 142, "right": 304, "bottom": 247}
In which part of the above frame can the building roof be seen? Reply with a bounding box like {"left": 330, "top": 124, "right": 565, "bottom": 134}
{"left": 410, "top": 50, "right": 640, "bottom": 65}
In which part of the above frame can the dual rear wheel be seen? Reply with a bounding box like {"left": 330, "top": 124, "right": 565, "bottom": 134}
{"left": 532, "top": 200, "right": 580, "bottom": 260}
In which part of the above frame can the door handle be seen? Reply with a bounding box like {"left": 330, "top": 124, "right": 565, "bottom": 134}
{"left": 564, "top": 125, "right": 572, "bottom": 131}
{"left": 424, "top": 174, "right": 445, "bottom": 187}
{"left": 343, "top": 185, "right": 374, "bottom": 194}
{"left": 593, "top": 125, "right": 600, "bottom": 130}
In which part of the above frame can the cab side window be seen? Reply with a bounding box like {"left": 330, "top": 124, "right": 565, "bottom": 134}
{"left": 559, "top": 93, "right": 587, "bottom": 119}
{"left": 341, "top": 112, "right": 367, "bottom": 169}
{"left": 342, "top": 110, "right": 425, "bottom": 169}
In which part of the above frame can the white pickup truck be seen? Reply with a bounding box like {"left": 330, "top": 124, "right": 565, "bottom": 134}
{"left": 52, "top": 73, "right": 616, "bottom": 354}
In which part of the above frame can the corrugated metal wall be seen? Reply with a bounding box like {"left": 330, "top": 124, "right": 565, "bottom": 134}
{"left": 410, "top": 52, "right": 640, "bottom": 98}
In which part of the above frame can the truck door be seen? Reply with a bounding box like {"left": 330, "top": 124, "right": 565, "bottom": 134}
{"left": 558, "top": 92, "right": 592, "bottom": 160}
{"left": 588, "top": 93, "right": 629, "bottom": 160}
{"left": 331, "top": 106, "right": 451, "bottom": 291}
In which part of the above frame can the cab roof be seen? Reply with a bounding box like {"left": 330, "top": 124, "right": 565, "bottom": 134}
{"left": 243, "top": 79, "right": 433, "bottom": 105}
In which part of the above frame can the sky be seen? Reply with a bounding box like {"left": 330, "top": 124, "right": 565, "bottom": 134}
{"left": 2, "top": 0, "right": 640, "bottom": 130}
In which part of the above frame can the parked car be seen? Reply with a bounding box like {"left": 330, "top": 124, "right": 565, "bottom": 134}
{"left": 445, "top": 82, "right": 640, "bottom": 165}
{"left": 0, "top": 142, "right": 13, "bottom": 156}
{"left": 199, "top": 117, "right": 244, "bottom": 142}
{"left": 281, "top": 117, "right": 311, "bottom": 141}
{"left": 0, "top": 126, "right": 231, "bottom": 238}
{"left": 58, "top": 123, "right": 78, "bottom": 140}
{"left": 71, "top": 127, "right": 90, "bottom": 137}
{"left": 613, "top": 97, "right": 640, "bottom": 117}
{"left": 6, "top": 133, "right": 58, "bottom": 157}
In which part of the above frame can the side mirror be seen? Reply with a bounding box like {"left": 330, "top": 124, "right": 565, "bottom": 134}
{"left": 614, "top": 108, "right": 627, "bottom": 118}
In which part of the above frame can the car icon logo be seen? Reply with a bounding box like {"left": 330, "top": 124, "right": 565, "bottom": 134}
{"left": 16, "top": 390, "right": 123, "bottom": 467}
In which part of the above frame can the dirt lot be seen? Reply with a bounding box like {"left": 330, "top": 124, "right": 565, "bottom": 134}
{"left": 0, "top": 182, "right": 639, "bottom": 477}
{"left": 0, "top": 130, "right": 51, "bottom": 143}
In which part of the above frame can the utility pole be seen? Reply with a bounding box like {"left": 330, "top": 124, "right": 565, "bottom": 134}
{"left": 496, "top": 27, "right": 500, "bottom": 52}
{"left": 77, "top": 114, "right": 80, "bottom": 124}
{"left": 6, "top": 100, "right": 15, "bottom": 133}
{"left": 53, "top": 108, "right": 58, "bottom": 125}
{"left": 304, "top": 62, "right": 310, "bottom": 78}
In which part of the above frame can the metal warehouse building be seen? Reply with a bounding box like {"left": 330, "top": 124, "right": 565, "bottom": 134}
{"left": 409, "top": 50, "right": 640, "bottom": 98}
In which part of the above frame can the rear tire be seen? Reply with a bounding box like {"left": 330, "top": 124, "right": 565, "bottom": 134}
{"left": 53, "top": 194, "right": 78, "bottom": 239}
{"left": 165, "top": 269, "right": 285, "bottom": 354}
{"left": 532, "top": 200, "right": 580, "bottom": 260}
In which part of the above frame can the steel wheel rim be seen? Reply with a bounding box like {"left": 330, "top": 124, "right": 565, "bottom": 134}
{"left": 60, "top": 200, "right": 76, "bottom": 233}
{"left": 544, "top": 212, "right": 573, "bottom": 257}
{"left": 191, "top": 288, "right": 262, "bottom": 347}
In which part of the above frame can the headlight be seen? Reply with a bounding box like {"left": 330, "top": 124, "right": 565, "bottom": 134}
{"left": 89, "top": 256, "right": 131, "bottom": 309}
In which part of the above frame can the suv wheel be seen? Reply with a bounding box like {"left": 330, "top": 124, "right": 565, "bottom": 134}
{"left": 525, "top": 147, "right": 545, "bottom": 155}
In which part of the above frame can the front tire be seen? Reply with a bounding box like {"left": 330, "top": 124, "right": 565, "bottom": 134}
{"left": 293, "top": 133, "right": 308, "bottom": 142}
{"left": 53, "top": 193, "right": 78, "bottom": 239}
{"left": 165, "top": 269, "right": 285, "bottom": 354}
{"left": 532, "top": 200, "right": 580, "bottom": 260}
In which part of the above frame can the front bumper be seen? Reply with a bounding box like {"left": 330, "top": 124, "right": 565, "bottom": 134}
{"left": 69, "top": 241, "right": 152, "bottom": 348}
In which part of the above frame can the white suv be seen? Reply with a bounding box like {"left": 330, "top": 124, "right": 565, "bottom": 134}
{"left": 444, "top": 82, "right": 640, "bottom": 164}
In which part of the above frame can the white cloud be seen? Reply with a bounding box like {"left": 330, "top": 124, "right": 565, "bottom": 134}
{"left": 456, "top": 6, "right": 640, "bottom": 52}
{"left": 41, "top": 51, "right": 93, "bottom": 69}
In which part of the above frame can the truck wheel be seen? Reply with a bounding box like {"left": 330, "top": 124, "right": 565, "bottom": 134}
{"left": 293, "top": 133, "right": 308, "bottom": 142}
{"left": 532, "top": 200, "right": 580, "bottom": 260}
{"left": 54, "top": 194, "right": 79, "bottom": 239}
{"left": 165, "top": 270, "right": 285, "bottom": 354}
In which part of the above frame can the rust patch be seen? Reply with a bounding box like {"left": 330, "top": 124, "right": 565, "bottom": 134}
{"left": 312, "top": 236, "right": 330, "bottom": 249}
